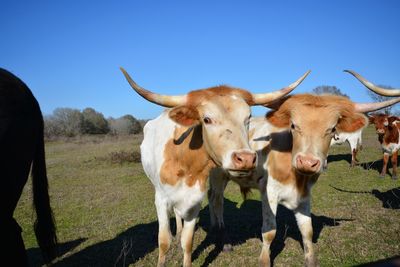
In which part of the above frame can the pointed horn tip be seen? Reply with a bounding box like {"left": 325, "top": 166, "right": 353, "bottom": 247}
{"left": 301, "top": 70, "right": 311, "bottom": 80}
{"left": 343, "top": 69, "right": 357, "bottom": 75}
{"left": 119, "top": 67, "right": 128, "bottom": 75}
{"left": 287, "top": 70, "right": 311, "bottom": 88}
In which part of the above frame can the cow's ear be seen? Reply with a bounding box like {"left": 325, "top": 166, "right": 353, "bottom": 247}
{"left": 266, "top": 109, "right": 290, "bottom": 128}
{"left": 336, "top": 113, "right": 368, "bottom": 133}
{"left": 169, "top": 105, "right": 200, "bottom": 127}
{"left": 368, "top": 115, "right": 375, "bottom": 124}
{"left": 388, "top": 116, "right": 399, "bottom": 125}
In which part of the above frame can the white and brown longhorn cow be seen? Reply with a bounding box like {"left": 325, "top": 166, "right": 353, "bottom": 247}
{"left": 120, "top": 67, "right": 310, "bottom": 267}
{"left": 330, "top": 128, "right": 364, "bottom": 167}
{"left": 368, "top": 114, "right": 400, "bottom": 179}
{"left": 209, "top": 93, "right": 400, "bottom": 267}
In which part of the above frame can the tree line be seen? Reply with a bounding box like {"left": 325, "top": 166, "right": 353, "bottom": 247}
{"left": 44, "top": 107, "right": 144, "bottom": 138}
{"left": 312, "top": 85, "right": 396, "bottom": 114}
{"left": 43, "top": 85, "right": 397, "bottom": 138}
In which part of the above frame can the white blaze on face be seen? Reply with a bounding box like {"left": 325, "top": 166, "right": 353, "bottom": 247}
{"left": 197, "top": 95, "right": 255, "bottom": 174}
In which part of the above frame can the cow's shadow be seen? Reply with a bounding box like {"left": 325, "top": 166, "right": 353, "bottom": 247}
{"left": 52, "top": 220, "right": 159, "bottom": 266}
{"left": 26, "top": 238, "right": 86, "bottom": 266}
{"left": 360, "top": 156, "right": 400, "bottom": 177}
{"left": 331, "top": 185, "right": 400, "bottom": 210}
{"left": 46, "top": 199, "right": 350, "bottom": 267}
{"left": 327, "top": 153, "right": 352, "bottom": 165}
{"left": 195, "top": 200, "right": 352, "bottom": 267}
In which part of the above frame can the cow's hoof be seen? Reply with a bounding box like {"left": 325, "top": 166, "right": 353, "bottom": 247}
{"left": 223, "top": 244, "right": 233, "bottom": 252}
{"left": 392, "top": 175, "right": 398, "bottom": 180}
{"left": 379, "top": 174, "right": 385, "bottom": 179}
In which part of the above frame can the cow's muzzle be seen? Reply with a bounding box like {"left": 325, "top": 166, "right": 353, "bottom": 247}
{"left": 231, "top": 151, "right": 257, "bottom": 170}
{"left": 295, "top": 154, "right": 321, "bottom": 175}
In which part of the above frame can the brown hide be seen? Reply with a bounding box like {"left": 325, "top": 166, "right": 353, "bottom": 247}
{"left": 160, "top": 125, "right": 216, "bottom": 191}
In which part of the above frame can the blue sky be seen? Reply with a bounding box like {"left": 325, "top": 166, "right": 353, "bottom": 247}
{"left": 1, "top": 1, "right": 399, "bottom": 119}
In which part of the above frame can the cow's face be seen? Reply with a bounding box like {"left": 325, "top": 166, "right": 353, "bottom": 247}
{"left": 369, "top": 114, "right": 400, "bottom": 135}
{"left": 169, "top": 90, "right": 256, "bottom": 177}
{"left": 267, "top": 94, "right": 368, "bottom": 175}
{"left": 369, "top": 114, "right": 389, "bottom": 135}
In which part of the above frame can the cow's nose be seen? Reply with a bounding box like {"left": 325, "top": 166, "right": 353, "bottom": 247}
{"left": 296, "top": 155, "right": 321, "bottom": 174}
{"left": 376, "top": 129, "right": 385, "bottom": 134}
{"left": 232, "top": 151, "right": 257, "bottom": 170}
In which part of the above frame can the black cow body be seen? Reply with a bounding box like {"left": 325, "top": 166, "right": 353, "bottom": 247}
{"left": 0, "top": 68, "right": 57, "bottom": 265}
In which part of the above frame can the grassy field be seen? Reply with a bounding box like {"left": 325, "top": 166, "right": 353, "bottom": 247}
{"left": 15, "top": 126, "right": 400, "bottom": 267}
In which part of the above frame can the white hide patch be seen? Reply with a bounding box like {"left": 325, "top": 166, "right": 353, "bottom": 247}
{"left": 382, "top": 142, "right": 400, "bottom": 155}
{"left": 330, "top": 129, "right": 363, "bottom": 151}
{"left": 267, "top": 174, "right": 309, "bottom": 210}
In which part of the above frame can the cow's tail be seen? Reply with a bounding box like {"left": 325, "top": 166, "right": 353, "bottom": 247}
{"left": 32, "top": 113, "right": 57, "bottom": 263}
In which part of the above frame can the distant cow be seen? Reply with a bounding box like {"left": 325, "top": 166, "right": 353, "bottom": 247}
{"left": 0, "top": 68, "right": 57, "bottom": 265}
{"left": 120, "top": 67, "right": 309, "bottom": 267}
{"left": 209, "top": 93, "right": 400, "bottom": 267}
{"left": 330, "top": 129, "right": 364, "bottom": 167}
{"left": 368, "top": 114, "right": 400, "bottom": 179}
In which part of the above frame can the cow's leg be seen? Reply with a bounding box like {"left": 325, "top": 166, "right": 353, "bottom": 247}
{"left": 295, "top": 201, "right": 319, "bottom": 267}
{"left": 208, "top": 169, "right": 231, "bottom": 251}
{"left": 174, "top": 208, "right": 183, "bottom": 239}
{"left": 391, "top": 151, "right": 398, "bottom": 180}
{"left": 380, "top": 153, "right": 390, "bottom": 178}
{"left": 181, "top": 215, "right": 197, "bottom": 267}
{"left": 155, "top": 192, "right": 171, "bottom": 267}
{"left": 348, "top": 138, "right": 359, "bottom": 167}
{"left": 351, "top": 148, "right": 358, "bottom": 167}
{"left": 259, "top": 186, "right": 278, "bottom": 267}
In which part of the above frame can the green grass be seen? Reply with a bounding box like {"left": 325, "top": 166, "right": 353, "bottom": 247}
{"left": 15, "top": 127, "right": 400, "bottom": 266}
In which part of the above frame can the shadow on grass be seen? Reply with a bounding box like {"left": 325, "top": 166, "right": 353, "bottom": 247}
{"left": 327, "top": 153, "right": 352, "bottom": 165}
{"left": 355, "top": 255, "right": 400, "bottom": 267}
{"left": 193, "top": 199, "right": 351, "bottom": 266}
{"left": 53, "top": 221, "right": 160, "bottom": 266}
{"left": 331, "top": 185, "right": 400, "bottom": 210}
{"left": 27, "top": 238, "right": 86, "bottom": 266}
{"left": 360, "top": 156, "right": 400, "bottom": 177}
{"left": 51, "top": 199, "right": 350, "bottom": 267}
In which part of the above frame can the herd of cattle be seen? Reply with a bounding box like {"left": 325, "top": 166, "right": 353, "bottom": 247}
{"left": 1, "top": 67, "right": 399, "bottom": 266}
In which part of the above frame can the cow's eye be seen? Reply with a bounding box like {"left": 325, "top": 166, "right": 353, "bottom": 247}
{"left": 203, "top": 117, "right": 212, "bottom": 124}
{"left": 331, "top": 127, "right": 336, "bottom": 133}
{"left": 291, "top": 123, "right": 295, "bottom": 130}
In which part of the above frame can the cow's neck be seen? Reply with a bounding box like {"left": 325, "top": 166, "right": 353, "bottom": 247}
{"left": 267, "top": 150, "right": 319, "bottom": 197}
{"left": 160, "top": 125, "right": 216, "bottom": 192}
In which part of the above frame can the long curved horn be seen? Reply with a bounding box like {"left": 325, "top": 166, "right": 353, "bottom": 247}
{"left": 120, "top": 67, "right": 186, "bottom": 107}
{"left": 251, "top": 70, "right": 311, "bottom": 105}
{"left": 344, "top": 70, "right": 400, "bottom": 96}
{"left": 354, "top": 97, "right": 400, "bottom": 113}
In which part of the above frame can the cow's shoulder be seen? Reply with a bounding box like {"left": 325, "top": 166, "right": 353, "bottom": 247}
{"left": 160, "top": 124, "right": 215, "bottom": 191}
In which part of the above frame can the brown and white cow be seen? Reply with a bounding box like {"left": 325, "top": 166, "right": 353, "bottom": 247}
{"left": 345, "top": 70, "right": 400, "bottom": 179}
{"left": 209, "top": 93, "right": 400, "bottom": 267}
{"left": 120, "top": 67, "right": 310, "bottom": 267}
{"left": 368, "top": 114, "right": 400, "bottom": 179}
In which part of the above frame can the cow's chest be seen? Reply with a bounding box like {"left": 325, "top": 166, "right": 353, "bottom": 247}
{"left": 160, "top": 180, "right": 206, "bottom": 220}
{"left": 268, "top": 177, "right": 309, "bottom": 210}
